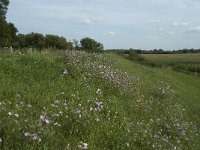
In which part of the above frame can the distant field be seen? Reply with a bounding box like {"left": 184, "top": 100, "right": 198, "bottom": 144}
{"left": 141, "top": 53, "right": 200, "bottom": 74}
{"left": 141, "top": 53, "right": 200, "bottom": 62}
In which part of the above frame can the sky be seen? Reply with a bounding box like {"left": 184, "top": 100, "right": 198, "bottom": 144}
{"left": 6, "top": 0, "right": 200, "bottom": 50}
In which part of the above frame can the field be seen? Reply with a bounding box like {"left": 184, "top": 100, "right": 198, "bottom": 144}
{"left": 0, "top": 50, "right": 200, "bottom": 149}
{"left": 141, "top": 53, "right": 200, "bottom": 74}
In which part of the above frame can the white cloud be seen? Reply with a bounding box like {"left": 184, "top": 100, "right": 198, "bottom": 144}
{"left": 186, "top": 26, "right": 200, "bottom": 33}
{"left": 105, "top": 31, "right": 117, "bottom": 36}
{"left": 147, "top": 35, "right": 158, "bottom": 39}
{"left": 147, "top": 19, "right": 160, "bottom": 23}
{"left": 158, "top": 27, "right": 164, "bottom": 31}
{"left": 82, "top": 18, "right": 95, "bottom": 25}
{"left": 168, "top": 31, "right": 175, "bottom": 35}
{"left": 172, "top": 21, "right": 190, "bottom": 27}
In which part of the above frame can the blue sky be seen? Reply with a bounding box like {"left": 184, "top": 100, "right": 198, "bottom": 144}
{"left": 6, "top": 0, "right": 200, "bottom": 50}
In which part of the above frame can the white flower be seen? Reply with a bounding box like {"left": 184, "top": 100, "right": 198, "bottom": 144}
{"left": 27, "top": 104, "right": 32, "bottom": 108}
{"left": 53, "top": 122, "right": 61, "bottom": 127}
{"left": 32, "top": 134, "right": 38, "bottom": 140}
{"left": 52, "top": 114, "right": 60, "bottom": 117}
{"left": 24, "top": 132, "right": 31, "bottom": 137}
{"left": 0, "top": 137, "right": 2, "bottom": 143}
{"left": 96, "top": 89, "right": 102, "bottom": 94}
{"left": 63, "top": 68, "right": 68, "bottom": 75}
{"left": 95, "top": 102, "right": 103, "bottom": 107}
{"left": 15, "top": 113, "right": 19, "bottom": 117}
{"left": 78, "top": 141, "right": 88, "bottom": 150}
{"left": 44, "top": 119, "right": 50, "bottom": 124}
{"left": 40, "top": 115, "right": 45, "bottom": 121}
{"left": 8, "top": 112, "right": 13, "bottom": 116}
{"left": 126, "top": 142, "right": 130, "bottom": 147}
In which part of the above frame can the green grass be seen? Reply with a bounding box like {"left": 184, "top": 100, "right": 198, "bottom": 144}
{"left": 0, "top": 50, "right": 200, "bottom": 149}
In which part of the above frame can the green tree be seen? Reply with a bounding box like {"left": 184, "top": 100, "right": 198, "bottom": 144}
{"left": 0, "top": 0, "right": 9, "bottom": 18}
{"left": 0, "top": 16, "right": 10, "bottom": 47}
{"left": 80, "top": 37, "right": 103, "bottom": 52}
{"left": 45, "top": 34, "right": 72, "bottom": 50}
{"left": 16, "top": 34, "right": 28, "bottom": 48}
{"left": 28, "top": 32, "right": 45, "bottom": 49}
{"left": 8, "top": 22, "right": 18, "bottom": 46}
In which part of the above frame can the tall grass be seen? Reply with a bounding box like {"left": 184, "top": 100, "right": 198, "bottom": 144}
{"left": 0, "top": 50, "right": 199, "bottom": 149}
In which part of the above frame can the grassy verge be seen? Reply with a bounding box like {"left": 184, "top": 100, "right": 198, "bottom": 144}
{"left": 0, "top": 50, "right": 199, "bottom": 149}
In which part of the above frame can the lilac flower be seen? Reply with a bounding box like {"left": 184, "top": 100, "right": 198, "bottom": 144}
{"left": 45, "top": 119, "right": 50, "bottom": 124}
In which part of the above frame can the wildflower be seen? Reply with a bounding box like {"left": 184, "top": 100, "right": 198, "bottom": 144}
{"left": 24, "top": 132, "right": 31, "bottom": 137}
{"left": 0, "top": 137, "right": 2, "bottom": 143}
{"left": 96, "top": 118, "right": 100, "bottom": 122}
{"left": 15, "top": 113, "right": 19, "bottom": 117}
{"left": 126, "top": 142, "right": 130, "bottom": 147}
{"left": 54, "top": 100, "right": 59, "bottom": 104}
{"left": 53, "top": 122, "right": 61, "bottom": 127}
{"left": 95, "top": 102, "right": 103, "bottom": 111}
{"left": 32, "top": 134, "right": 38, "bottom": 140}
{"left": 96, "top": 89, "right": 102, "bottom": 94}
{"left": 95, "top": 102, "right": 103, "bottom": 107}
{"left": 78, "top": 141, "right": 88, "bottom": 150}
{"left": 63, "top": 68, "right": 68, "bottom": 76}
{"left": 27, "top": 104, "right": 32, "bottom": 108}
{"left": 40, "top": 115, "right": 50, "bottom": 124}
{"left": 52, "top": 114, "right": 60, "bottom": 117}
{"left": 45, "top": 119, "right": 50, "bottom": 124}
{"left": 8, "top": 112, "right": 13, "bottom": 116}
{"left": 40, "top": 115, "right": 45, "bottom": 121}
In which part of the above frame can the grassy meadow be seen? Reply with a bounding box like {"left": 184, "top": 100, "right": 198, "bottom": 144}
{"left": 0, "top": 50, "right": 200, "bottom": 149}
{"left": 140, "top": 53, "right": 200, "bottom": 74}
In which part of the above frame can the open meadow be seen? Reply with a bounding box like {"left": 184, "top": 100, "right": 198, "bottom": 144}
{"left": 0, "top": 50, "right": 200, "bottom": 149}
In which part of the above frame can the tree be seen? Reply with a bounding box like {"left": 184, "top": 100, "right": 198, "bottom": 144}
{"left": 0, "top": 0, "right": 9, "bottom": 18}
{"left": 0, "top": 16, "right": 10, "bottom": 47}
{"left": 45, "top": 34, "right": 60, "bottom": 49}
{"left": 80, "top": 37, "right": 103, "bottom": 52}
{"left": 0, "top": 0, "right": 18, "bottom": 48}
{"left": 8, "top": 22, "right": 18, "bottom": 46}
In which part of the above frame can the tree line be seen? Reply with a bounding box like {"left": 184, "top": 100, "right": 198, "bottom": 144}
{"left": 0, "top": 0, "right": 104, "bottom": 52}
{"left": 107, "top": 48, "right": 200, "bottom": 54}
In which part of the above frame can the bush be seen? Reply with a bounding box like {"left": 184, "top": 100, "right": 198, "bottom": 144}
{"left": 128, "top": 51, "right": 145, "bottom": 62}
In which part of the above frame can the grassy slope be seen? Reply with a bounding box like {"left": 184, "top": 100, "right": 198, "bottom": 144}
{"left": 0, "top": 51, "right": 200, "bottom": 150}
{"left": 118, "top": 57, "right": 200, "bottom": 121}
